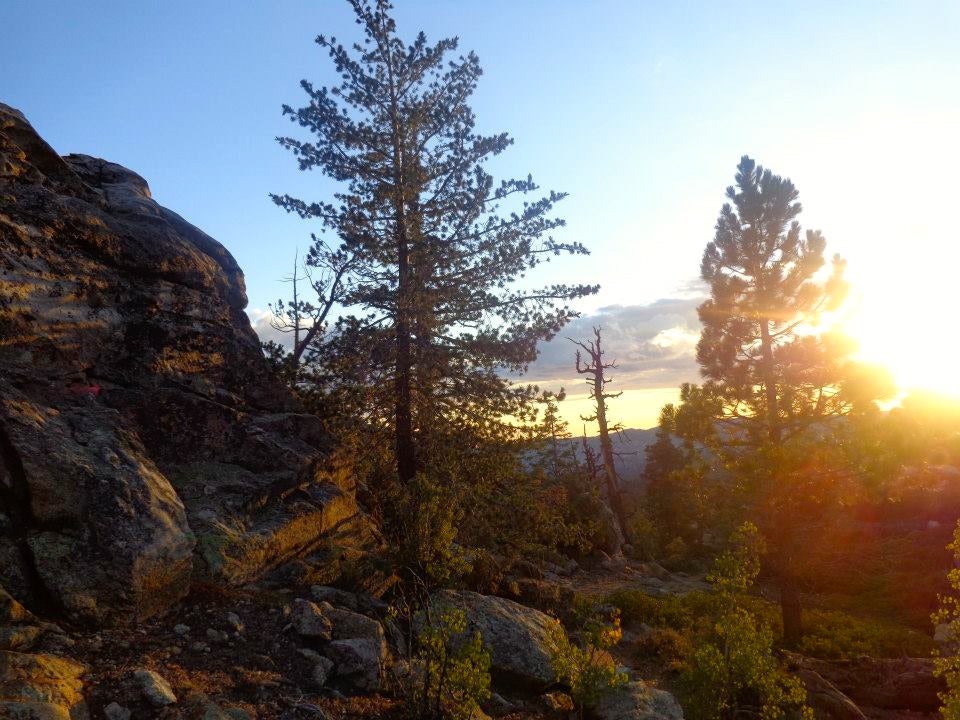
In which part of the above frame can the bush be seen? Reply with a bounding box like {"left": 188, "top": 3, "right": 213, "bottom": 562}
{"left": 799, "top": 609, "right": 934, "bottom": 659}
{"left": 681, "top": 607, "right": 811, "bottom": 720}
{"left": 549, "top": 609, "right": 628, "bottom": 716}
{"left": 626, "top": 509, "right": 660, "bottom": 560}
{"left": 932, "top": 521, "right": 960, "bottom": 720}
{"left": 408, "top": 605, "right": 491, "bottom": 720}
{"left": 606, "top": 589, "right": 713, "bottom": 631}
{"left": 679, "top": 523, "right": 812, "bottom": 720}
{"left": 390, "top": 470, "right": 471, "bottom": 588}
{"left": 634, "top": 627, "right": 692, "bottom": 670}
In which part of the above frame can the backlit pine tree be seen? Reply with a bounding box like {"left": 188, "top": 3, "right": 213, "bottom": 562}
{"left": 668, "top": 156, "right": 891, "bottom": 646}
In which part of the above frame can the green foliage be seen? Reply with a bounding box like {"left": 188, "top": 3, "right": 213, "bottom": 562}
{"left": 933, "top": 521, "right": 960, "bottom": 720}
{"left": 634, "top": 627, "right": 692, "bottom": 669}
{"left": 387, "top": 469, "right": 471, "bottom": 589}
{"left": 662, "top": 536, "right": 695, "bottom": 570}
{"left": 549, "top": 609, "right": 628, "bottom": 715}
{"left": 708, "top": 521, "right": 764, "bottom": 597}
{"left": 273, "top": 0, "right": 597, "bottom": 485}
{"left": 410, "top": 605, "right": 491, "bottom": 720}
{"left": 663, "top": 156, "right": 895, "bottom": 645}
{"left": 608, "top": 585, "right": 932, "bottom": 662}
{"left": 607, "top": 589, "right": 707, "bottom": 631}
{"left": 680, "top": 523, "right": 811, "bottom": 720}
{"left": 682, "top": 609, "right": 811, "bottom": 720}
{"left": 625, "top": 509, "right": 659, "bottom": 561}
{"left": 798, "top": 609, "right": 934, "bottom": 659}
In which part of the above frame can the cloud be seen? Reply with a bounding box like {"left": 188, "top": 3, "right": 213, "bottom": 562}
{"left": 524, "top": 296, "right": 705, "bottom": 392}
{"left": 248, "top": 294, "right": 706, "bottom": 395}
{"left": 247, "top": 307, "right": 289, "bottom": 348}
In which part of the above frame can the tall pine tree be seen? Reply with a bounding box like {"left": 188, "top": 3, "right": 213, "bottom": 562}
{"left": 669, "top": 156, "right": 890, "bottom": 646}
{"left": 272, "top": 0, "right": 596, "bottom": 483}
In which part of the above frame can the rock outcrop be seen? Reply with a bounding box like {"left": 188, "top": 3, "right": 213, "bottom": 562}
{"left": 0, "top": 102, "right": 375, "bottom": 627}
{"left": 593, "top": 682, "right": 684, "bottom": 720}
{"left": 786, "top": 653, "right": 943, "bottom": 715}
{"left": 429, "top": 590, "right": 563, "bottom": 688}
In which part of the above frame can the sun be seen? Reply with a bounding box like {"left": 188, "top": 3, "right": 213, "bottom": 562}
{"left": 841, "top": 283, "right": 960, "bottom": 400}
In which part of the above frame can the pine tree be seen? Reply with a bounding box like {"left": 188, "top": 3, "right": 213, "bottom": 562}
{"left": 273, "top": 0, "right": 597, "bottom": 483}
{"left": 670, "top": 156, "right": 890, "bottom": 646}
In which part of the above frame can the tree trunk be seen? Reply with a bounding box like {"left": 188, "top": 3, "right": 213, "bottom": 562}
{"left": 595, "top": 388, "right": 631, "bottom": 545}
{"left": 758, "top": 318, "right": 781, "bottom": 444}
{"left": 388, "top": 55, "right": 416, "bottom": 485}
{"left": 581, "top": 435, "right": 623, "bottom": 556}
{"left": 394, "top": 208, "right": 415, "bottom": 484}
{"left": 780, "top": 574, "right": 803, "bottom": 648}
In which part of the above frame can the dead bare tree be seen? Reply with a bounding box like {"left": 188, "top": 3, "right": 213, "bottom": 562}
{"left": 571, "top": 327, "right": 631, "bottom": 551}
{"left": 269, "top": 239, "right": 356, "bottom": 365}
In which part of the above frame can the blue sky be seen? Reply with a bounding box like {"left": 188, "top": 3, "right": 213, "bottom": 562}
{"left": 4, "top": 1, "right": 959, "bottom": 428}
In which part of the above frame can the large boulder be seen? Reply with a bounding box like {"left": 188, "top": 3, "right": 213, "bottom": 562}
{"left": 793, "top": 668, "right": 865, "bottom": 720}
{"left": 324, "top": 638, "right": 386, "bottom": 692}
{"left": 788, "top": 655, "right": 942, "bottom": 714}
{"left": 593, "top": 682, "right": 684, "bottom": 720}
{"left": 431, "top": 590, "right": 563, "bottom": 688}
{"left": 0, "top": 651, "right": 88, "bottom": 719}
{"left": 0, "top": 103, "right": 375, "bottom": 625}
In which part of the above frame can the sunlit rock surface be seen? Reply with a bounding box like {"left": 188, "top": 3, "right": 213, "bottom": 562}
{"left": 0, "top": 103, "right": 374, "bottom": 627}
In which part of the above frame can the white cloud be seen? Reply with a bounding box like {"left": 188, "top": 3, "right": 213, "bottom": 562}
{"left": 524, "top": 296, "right": 704, "bottom": 392}
{"left": 248, "top": 295, "right": 707, "bottom": 397}
{"left": 247, "top": 307, "right": 288, "bottom": 348}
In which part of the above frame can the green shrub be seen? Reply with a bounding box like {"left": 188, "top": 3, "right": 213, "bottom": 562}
{"left": 681, "top": 607, "right": 811, "bottom": 720}
{"left": 932, "top": 521, "right": 960, "bottom": 720}
{"left": 606, "top": 589, "right": 714, "bottom": 631}
{"left": 626, "top": 509, "right": 660, "bottom": 560}
{"left": 799, "top": 609, "right": 934, "bottom": 659}
{"left": 392, "top": 471, "right": 471, "bottom": 588}
{"left": 549, "top": 609, "right": 628, "bottom": 716}
{"left": 635, "top": 627, "right": 692, "bottom": 669}
{"left": 409, "top": 605, "right": 491, "bottom": 720}
{"left": 663, "top": 536, "right": 693, "bottom": 569}
{"left": 679, "top": 523, "right": 812, "bottom": 720}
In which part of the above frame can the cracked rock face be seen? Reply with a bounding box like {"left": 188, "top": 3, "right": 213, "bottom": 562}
{"left": 0, "top": 103, "right": 373, "bottom": 626}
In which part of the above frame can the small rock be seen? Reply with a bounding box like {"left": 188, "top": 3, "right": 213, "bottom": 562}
{"left": 207, "top": 627, "right": 226, "bottom": 642}
{"left": 326, "top": 606, "right": 387, "bottom": 645}
{"left": 226, "top": 612, "right": 245, "bottom": 633}
{"left": 173, "top": 623, "right": 190, "bottom": 636}
{"left": 224, "top": 709, "right": 255, "bottom": 720}
{"left": 190, "top": 641, "right": 211, "bottom": 653}
{"left": 541, "top": 691, "right": 574, "bottom": 711}
{"left": 324, "top": 638, "right": 384, "bottom": 691}
{"left": 484, "top": 692, "right": 516, "bottom": 714}
{"left": 104, "top": 702, "right": 132, "bottom": 720}
{"left": 133, "top": 668, "right": 177, "bottom": 707}
{"left": 291, "top": 599, "right": 333, "bottom": 640}
{"left": 312, "top": 656, "right": 336, "bottom": 688}
{"left": 645, "top": 562, "right": 670, "bottom": 580}
{"left": 935, "top": 622, "right": 955, "bottom": 646}
{"left": 601, "top": 553, "right": 627, "bottom": 573}
{"left": 311, "top": 585, "right": 359, "bottom": 610}
{"left": 298, "top": 647, "right": 323, "bottom": 663}
{"left": 0, "top": 624, "right": 43, "bottom": 651}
